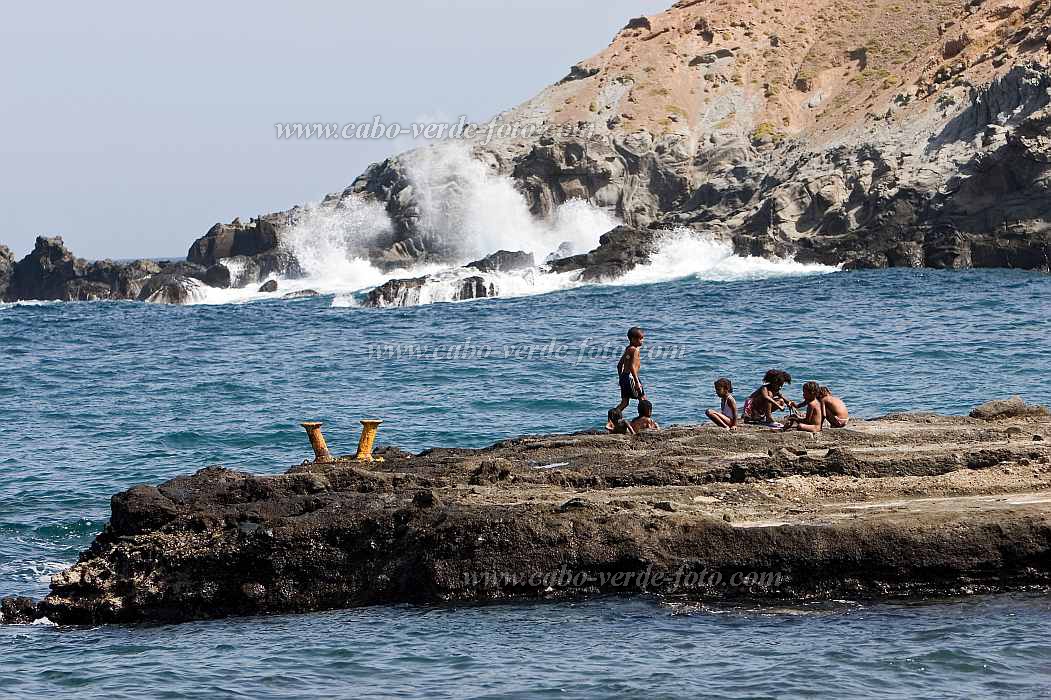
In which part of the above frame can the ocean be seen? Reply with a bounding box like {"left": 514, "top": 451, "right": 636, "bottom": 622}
{"left": 2, "top": 257, "right": 1051, "bottom": 697}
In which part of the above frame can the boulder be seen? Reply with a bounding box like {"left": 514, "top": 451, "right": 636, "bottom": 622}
{"left": 970, "top": 397, "right": 1051, "bottom": 421}
{"left": 138, "top": 274, "right": 207, "bottom": 305}
{"left": 623, "top": 16, "right": 652, "bottom": 31}
{"left": 466, "top": 250, "right": 535, "bottom": 273}
{"left": 282, "top": 289, "right": 320, "bottom": 300}
{"left": 363, "top": 274, "right": 496, "bottom": 308}
{"left": 548, "top": 226, "right": 660, "bottom": 281}
{"left": 211, "top": 253, "right": 302, "bottom": 288}
{"left": 204, "top": 264, "right": 232, "bottom": 289}
{"left": 0, "top": 596, "right": 39, "bottom": 624}
{"left": 364, "top": 277, "right": 427, "bottom": 308}
{"left": 559, "top": 64, "right": 600, "bottom": 84}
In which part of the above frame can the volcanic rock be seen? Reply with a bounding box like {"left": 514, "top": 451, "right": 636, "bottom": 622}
{"left": 466, "top": 250, "right": 535, "bottom": 273}
{"left": 971, "top": 396, "right": 1051, "bottom": 421}
{"left": 0, "top": 245, "right": 14, "bottom": 300}
{"left": 0, "top": 596, "right": 39, "bottom": 624}
{"left": 9, "top": 410, "right": 1050, "bottom": 625}
{"left": 548, "top": 225, "right": 662, "bottom": 281}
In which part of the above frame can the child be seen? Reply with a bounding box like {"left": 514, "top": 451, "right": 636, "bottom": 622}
{"left": 705, "top": 377, "right": 738, "bottom": 430}
{"left": 607, "top": 408, "right": 636, "bottom": 435}
{"left": 631, "top": 399, "right": 661, "bottom": 433}
{"left": 818, "top": 386, "right": 850, "bottom": 428}
{"left": 743, "top": 370, "right": 793, "bottom": 426}
{"left": 613, "top": 327, "right": 647, "bottom": 415}
{"left": 783, "top": 382, "right": 824, "bottom": 433}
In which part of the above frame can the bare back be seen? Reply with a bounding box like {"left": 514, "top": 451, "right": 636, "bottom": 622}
{"left": 823, "top": 396, "right": 849, "bottom": 422}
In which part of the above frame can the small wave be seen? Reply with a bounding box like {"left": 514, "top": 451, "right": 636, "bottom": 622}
{"left": 615, "top": 228, "right": 839, "bottom": 286}
{"left": 331, "top": 229, "right": 837, "bottom": 308}
{"left": 0, "top": 300, "right": 64, "bottom": 311}
{"left": 333, "top": 265, "right": 586, "bottom": 308}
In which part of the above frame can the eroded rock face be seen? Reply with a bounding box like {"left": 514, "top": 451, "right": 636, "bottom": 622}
{"left": 724, "top": 64, "right": 1051, "bottom": 271}
{"left": 7, "top": 410, "right": 1050, "bottom": 625}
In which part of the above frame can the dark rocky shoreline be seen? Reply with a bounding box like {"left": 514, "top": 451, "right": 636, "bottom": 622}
{"left": 3, "top": 402, "right": 1050, "bottom": 625}
{"left": 6, "top": 6, "right": 1051, "bottom": 305}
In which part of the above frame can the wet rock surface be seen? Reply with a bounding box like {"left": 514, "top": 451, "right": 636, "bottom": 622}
{"left": 8, "top": 408, "right": 1051, "bottom": 625}
{"left": 467, "top": 250, "right": 535, "bottom": 273}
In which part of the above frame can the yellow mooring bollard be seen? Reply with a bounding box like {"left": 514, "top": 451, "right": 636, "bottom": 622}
{"left": 355, "top": 420, "right": 384, "bottom": 462}
{"left": 300, "top": 422, "right": 334, "bottom": 464}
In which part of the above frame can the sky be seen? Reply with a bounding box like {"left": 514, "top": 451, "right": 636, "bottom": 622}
{"left": 0, "top": 0, "right": 672, "bottom": 260}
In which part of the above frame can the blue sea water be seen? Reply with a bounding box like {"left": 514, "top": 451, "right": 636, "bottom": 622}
{"left": 2, "top": 267, "right": 1051, "bottom": 698}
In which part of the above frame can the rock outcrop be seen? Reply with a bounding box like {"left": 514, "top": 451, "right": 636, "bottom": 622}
{"left": 0, "top": 238, "right": 230, "bottom": 305}
{"left": 5, "top": 407, "right": 1051, "bottom": 625}
{"left": 187, "top": 216, "right": 286, "bottom": 268}
{"left": 2, "top": 237, "right": 165, "bottom": 302}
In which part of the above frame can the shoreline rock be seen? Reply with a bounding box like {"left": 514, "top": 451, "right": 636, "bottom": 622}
{"left": 4, "top": 404, "right": 1050, "bottom": 625}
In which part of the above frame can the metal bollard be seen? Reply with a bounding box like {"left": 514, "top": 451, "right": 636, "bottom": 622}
{"left": 301, "top": 422, "right": 334, "bottom": 464}
{"left": 355, "top": 420, "right": 383, "bottom": 461}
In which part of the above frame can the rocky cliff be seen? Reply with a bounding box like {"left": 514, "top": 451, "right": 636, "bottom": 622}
{"left": 179, "top": 0, "right": 1051, "bottom": 277}
{"left": 5, "top": 0, "right": 1051, "bottom": 305}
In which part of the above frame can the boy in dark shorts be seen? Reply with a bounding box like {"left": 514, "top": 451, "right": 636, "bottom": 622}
{"left": 613, "top": 327, "right": 647, "bottom": 415}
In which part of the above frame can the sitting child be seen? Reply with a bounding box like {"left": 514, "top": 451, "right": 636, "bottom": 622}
{"left": 705, "top": 377, "right": 738, "bottom": 430}
{"left": 607, "top": 408, "right": 635, "bottom": 435}
{"left": 743, "top": 370, "right": 793, "bottom": 427}
{"left": 782, "top": 382, "right": 824, "bottom": 433}
{"left": 818, "top": 386, "right": 850, "bottom": 428}
{"left": 630, "top": 399, "right": 661, "bottom": 433}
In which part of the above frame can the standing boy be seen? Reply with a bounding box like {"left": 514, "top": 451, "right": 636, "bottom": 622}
{"left": 613, "top": 327, "right": 647, "bottom": 416}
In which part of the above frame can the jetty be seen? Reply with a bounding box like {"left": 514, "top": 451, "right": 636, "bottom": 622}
{"left": 3, "top": 399, "right": 1050, "bottom": 625}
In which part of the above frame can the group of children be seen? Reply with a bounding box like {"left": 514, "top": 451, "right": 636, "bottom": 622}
{"left": 606, "top": 327, "right": 851, "bottom": 435}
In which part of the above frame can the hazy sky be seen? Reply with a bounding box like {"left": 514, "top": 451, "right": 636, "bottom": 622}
{"left": 1, "top": 1, "right": 671, "bottom": 260}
